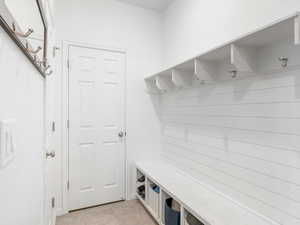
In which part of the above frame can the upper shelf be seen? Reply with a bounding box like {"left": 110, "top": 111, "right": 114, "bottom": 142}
{"left": 145, "top": 12, "right": 300, "bottom": 94}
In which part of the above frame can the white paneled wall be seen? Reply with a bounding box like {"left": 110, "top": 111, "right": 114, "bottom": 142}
{"left": 160, "top": 69, "right": 300, "bottom": 225}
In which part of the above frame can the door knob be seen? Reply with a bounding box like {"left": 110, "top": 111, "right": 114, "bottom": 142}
{"left": 118, "top": 131, "right": 124, "bottom": 138}
{"left": 46, "top": 151, "right": 55, "bottom": 159}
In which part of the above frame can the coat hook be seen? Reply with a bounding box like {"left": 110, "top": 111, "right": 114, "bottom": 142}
{"left": 45, "top": 65, "right": 50, "bottom": 71}
{"left": 44, "top": 64, "right": 52, "bottom": 76}
{"left": 278, "top": 57, "right": 288, "bottom": 68}
{"left": 12, "top": 23, "right": 34, "bottom": 38}
{"left": 195, "top": 76, "right": 206, "bottom": 84}
{"left": 46, "top": 70, "right": 53, "bottom": 76}
{"left": 228, "top": 70, "right": 237, "bottom": 78}
{"left": 26, "top": 42, "right": 42, "bottom": 54}
{"left": 32, "top": 46, "right": 42, "bottom": 54}
{"left": 37, "top": 61, "right": 42, "bottom": 67}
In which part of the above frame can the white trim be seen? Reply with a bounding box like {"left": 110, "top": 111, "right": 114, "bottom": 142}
{"left": 60, "top": 40, "right": 128, "bottom": 214}
{"left": 63, "top": 39, "right": 126, "bottom": 54}
{"left": 54, "top": 40, "right": 67, "bottom": 217}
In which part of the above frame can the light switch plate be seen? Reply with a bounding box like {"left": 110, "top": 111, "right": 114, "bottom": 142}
{"left": 0, "top": 119, "right": 16, "bottom": 169}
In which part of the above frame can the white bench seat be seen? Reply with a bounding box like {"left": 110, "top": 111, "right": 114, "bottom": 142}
{"left": 136, "top": 160, "right": 279, "bottom": 225}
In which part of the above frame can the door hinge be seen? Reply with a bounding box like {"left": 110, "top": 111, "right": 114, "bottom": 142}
{"left": 67, "top": 181, "right": 70, "bottom": 190}
{"left": 51, "top": 197, "right": 55, "bottom": 208}
{"left": 67, "top": 60, "right": 70, "bottom": 69}
{"left": 67, "top": 120, "right": 69, "bottom": 129}
{"left": 53, "top": 46, "right": 60, "bottom": 58}
{"left": 51, "top": 121, "right": 56, "bottom": 132}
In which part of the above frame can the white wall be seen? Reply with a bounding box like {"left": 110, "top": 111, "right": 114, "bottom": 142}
{"left": 5, "top": 0, "right": 44, "bottom": 37}
{"left": 159, "top": 1, "right": 300, "bottom": 225}
{"left": 162, "top": 0, "right": 300, "bottom": 67}
{"left": 55, "top": 0, "right": 163, "bottom": 212}
{"left": 0, "top": 30, "right": 44, "bottom": 225}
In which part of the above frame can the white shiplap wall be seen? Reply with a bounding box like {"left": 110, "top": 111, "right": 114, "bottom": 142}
{"left": 160, "top": 63, "right": 300, "bottom": 224}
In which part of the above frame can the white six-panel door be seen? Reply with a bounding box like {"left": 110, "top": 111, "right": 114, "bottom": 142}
{"left": 68, "top": 45, "right": 126, "bottom": 210}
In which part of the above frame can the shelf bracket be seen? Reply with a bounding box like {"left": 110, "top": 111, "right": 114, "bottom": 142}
{"left": 295, "top": 14, "right": 300, "bottom": 45}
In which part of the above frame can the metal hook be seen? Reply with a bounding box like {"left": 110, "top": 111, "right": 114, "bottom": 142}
{"left": 278, "top": 57, "right": 288, "bottom": 68}
{"left": 195, "top": 76, "right": 206, "bottom": 84}
{"left": 26, "top": 42, "right": 42, "bottom": 54}
{"left": 37, "top": 61, "right": 43, "bottom": 67}
{"left": 44, "top": 64, "right": 53, "bottom": 76}
{"left": 32, "top": 46, "right": 42, "bottom": 54}
{"left": 46, "top": 70, "right": 53, "bottom": 76}
{"left": 228, "top": 70, "right": 238, "bottom": 78}
{"left": 12, "top": 23, "right": 34, "bottom": 38}
{"left": 44, "top": 65, "right": 50, "bottom": 71}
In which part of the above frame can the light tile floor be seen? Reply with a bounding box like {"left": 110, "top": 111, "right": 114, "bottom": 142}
{"left": 56, "top": 200, "right": 157, "bottom": 225}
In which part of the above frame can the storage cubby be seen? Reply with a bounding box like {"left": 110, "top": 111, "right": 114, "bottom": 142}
{"left": 183, "top": 209, "right": 206, "bottom": 225}
{"left": 146, "top": 178, "right": 160, "bottom": 219}
{"left": 145, "top": 13, "right": 300, "bottom": 93}
{"left": 136, "top": 169, "right": 145, "bottom": 201}
{"left": 161, "top": 190, "right": 181, "bottom": 225}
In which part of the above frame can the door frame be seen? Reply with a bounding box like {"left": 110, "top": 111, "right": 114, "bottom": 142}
{"left": 61, "top": 40, "right": 128, "bottom": 213}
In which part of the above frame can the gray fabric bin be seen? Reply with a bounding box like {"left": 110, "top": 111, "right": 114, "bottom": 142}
{"left": 165, "top": 198, "right": 180, "bottom": 225}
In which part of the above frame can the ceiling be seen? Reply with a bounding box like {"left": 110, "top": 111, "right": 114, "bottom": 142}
{"left": 115, "top": 0, "right": 174, "bottom": 11}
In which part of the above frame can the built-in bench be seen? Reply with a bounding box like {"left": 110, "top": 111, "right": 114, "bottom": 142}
{"left": 136, "top": 160, "right": 279, "bottom": 225}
